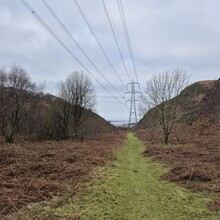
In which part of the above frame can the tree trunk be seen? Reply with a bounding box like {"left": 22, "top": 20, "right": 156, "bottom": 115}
{"left": 164, "top": 135, "right": 168, "bottom": 145}
{"left": 164, "top": 130, "right": 169, "bottom": 145}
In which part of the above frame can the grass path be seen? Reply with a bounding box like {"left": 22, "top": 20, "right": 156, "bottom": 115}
{"left": 17, "top": 133, "right": 219, "bottom": 219}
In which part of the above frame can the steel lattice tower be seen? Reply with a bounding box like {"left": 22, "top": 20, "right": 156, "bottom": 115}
{"left": 125, "top": 80, "right": 141, "bottom": 127}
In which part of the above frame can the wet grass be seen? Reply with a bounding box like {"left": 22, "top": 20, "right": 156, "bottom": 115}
{"left": 14, "top": 133, "right": 219, "bottom": 219}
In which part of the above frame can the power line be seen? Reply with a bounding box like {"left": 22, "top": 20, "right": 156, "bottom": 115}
{"left": 102, "top": 0, "right": 131, "bottom": 82}
{"left": 117, "top": 0, "right": 138, "bottom": 83}
{"left": 20, "top": 0, "right": 124, "bottom": 106}
{"left": 124, "top": 80, "right": 141, "bottom": 127}
{"left": 41, "top": 0, "right": 124, "bottom": 99}
{"left": 73, "top": 0, "right": 126, "bottom": 88}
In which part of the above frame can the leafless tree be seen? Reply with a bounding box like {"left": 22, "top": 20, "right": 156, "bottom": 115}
{"left": 47, "top": 97, "right": 72, "bottom": 139}
{"left": 142, "top": 68, "right": 190, "bottom": 144}
{"left": 0, "top": 64, "right": 36, "bottom": 143}
{"left": 53, "top": 71, "right": 96, "bottom": 138}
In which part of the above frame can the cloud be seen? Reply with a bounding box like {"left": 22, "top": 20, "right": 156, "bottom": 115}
{"left": 0, "top": 0, "right": 220, "bottom": 121}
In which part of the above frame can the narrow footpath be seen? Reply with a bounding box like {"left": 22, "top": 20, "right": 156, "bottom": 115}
{"left": 20, "top": 133, "right": 219, "bottom": 219}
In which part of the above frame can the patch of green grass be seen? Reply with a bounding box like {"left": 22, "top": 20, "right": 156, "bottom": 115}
{"left": 14, "top": 133, "right": 219, "bottom": 219}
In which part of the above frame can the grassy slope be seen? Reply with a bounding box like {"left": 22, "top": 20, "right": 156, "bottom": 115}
{"left": 15, "top": 133, "right": 219, "bottom": 219}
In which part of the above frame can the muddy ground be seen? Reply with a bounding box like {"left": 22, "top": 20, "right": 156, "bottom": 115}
{"left": 135, "top": 123, "right": 220, "bottom": 211}
{"left": 0, "top": 131, "right": 126, "bottom": 218}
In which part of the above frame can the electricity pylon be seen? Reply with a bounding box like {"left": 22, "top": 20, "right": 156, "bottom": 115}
{"left": 124, "top": 80, "right": 142, "bottom": 127}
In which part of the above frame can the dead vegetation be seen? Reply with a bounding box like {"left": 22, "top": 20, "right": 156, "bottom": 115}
{"left": 136, "top": 127, "right": 220, "bottom": 211}
{"left": 135, "top": 79, "right": 220, "bottom": 211}
{"left": 0, "top": 131, "right": 126, "bottom": 218}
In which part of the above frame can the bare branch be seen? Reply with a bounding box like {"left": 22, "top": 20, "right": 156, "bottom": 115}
{"left": 51, "top": 71, "right": 96, "bottom": 139}
{"left": 142, "top": 68, "right": 190, "bottom": 144}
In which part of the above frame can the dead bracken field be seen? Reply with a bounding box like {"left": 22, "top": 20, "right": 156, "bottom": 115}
{"left": 136, "top": 127, "right": 220, "bottom": 211}
{"left": 0, "top": 131, "right": 126, "bottom": 218}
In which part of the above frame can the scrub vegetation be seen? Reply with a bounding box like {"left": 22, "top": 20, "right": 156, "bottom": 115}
{"left": 14, "top": 134, "right": 219, "bottom": 219}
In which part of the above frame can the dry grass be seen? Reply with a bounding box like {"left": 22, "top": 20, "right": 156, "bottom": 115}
{"left": 135, "top": 125, "right": 220, "bottom": 211}
{"left": 0, "top": 131, "right": 126, "bottom": 218}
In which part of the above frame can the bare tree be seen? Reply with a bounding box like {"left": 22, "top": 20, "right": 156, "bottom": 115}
{"left": 0, "top": 64, "right": 36, "bottom": 143}
{"left": 142, "top": 68, "right": 190, "bottom": 144}
{"left": 54, "top": 71, "right": 96, "bottom": 138}
{"left": 47, "top": 97, "right": 73, "bottom": 139}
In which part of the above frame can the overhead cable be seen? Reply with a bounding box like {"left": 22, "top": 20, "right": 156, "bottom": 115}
{"left": 73, "top": 0, "right": 126, "bottom": 88}
{"left": 102, "top": 0, "right": 131, "bottom": 82}
{"left": 41, "top": 0, "right": 124, "bottom": 99}
{"left": 20, "top": 0, "right": 124, "bottom": 105}
{"left": 117, "top": 0, "right": 138, "bottom": 82}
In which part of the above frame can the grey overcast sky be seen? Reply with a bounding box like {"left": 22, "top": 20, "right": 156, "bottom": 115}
{"left": 0, "top": 0, "right": 220, "bottom": 123}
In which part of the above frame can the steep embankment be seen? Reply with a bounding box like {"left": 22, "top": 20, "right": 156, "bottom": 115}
{"left": 135, "top": 79, "right": 220, "bottom": 145}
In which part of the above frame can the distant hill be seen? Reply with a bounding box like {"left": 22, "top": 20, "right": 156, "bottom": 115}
{"left": 40, "top": 93, "right": 116, "bottom": 140}
{"left": 0, "top": 88, "right": 115, "bottom": 142}
{"left": 135, "top": 79, "right": 220, "bottom": 145}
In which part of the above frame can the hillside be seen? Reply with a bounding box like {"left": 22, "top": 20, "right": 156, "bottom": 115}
{"left": 0, "top": 88, "right": 115, "bottom": 143}
{"left": 36, "top": 92, "right": 116, "bottom": 140}
{"left": 135, "top": 79, "right": 220, "bottom": 145}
